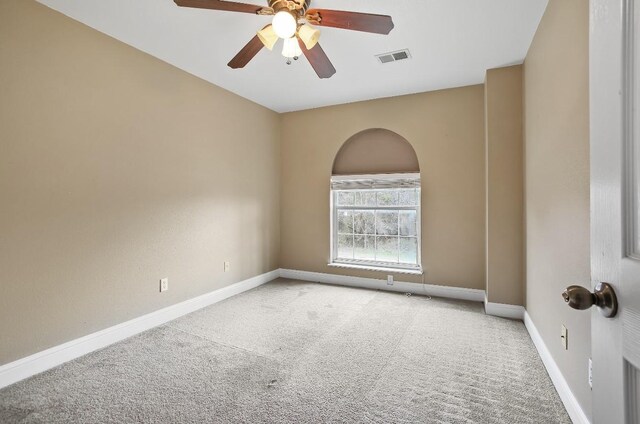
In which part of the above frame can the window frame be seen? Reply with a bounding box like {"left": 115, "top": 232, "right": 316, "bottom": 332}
{"left": 329, "top": 173, "right": 423, "bottom": 274}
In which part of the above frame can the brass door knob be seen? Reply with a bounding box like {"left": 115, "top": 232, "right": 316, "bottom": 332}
{"left": 562, "top": 282, "right": 618, "bottom": 318}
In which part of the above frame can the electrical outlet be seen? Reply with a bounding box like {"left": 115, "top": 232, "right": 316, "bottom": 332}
{"left": 387, "top": 275, "right": 393, "bottom": 286}
{"left": 160, "top": 278, "right": 169, "bottom": 292}
{"left": 588, "top": 358, "right": 593, "bottom": 388}
{"left": 224, "top": 261, "right": 230, "bottom": 272}
{"left": 561, "top": 325, "right": 568, "bottom": 350}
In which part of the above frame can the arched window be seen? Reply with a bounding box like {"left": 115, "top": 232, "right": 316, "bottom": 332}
{"left": 330, "top": 129, "right": 422, "bottom": 274}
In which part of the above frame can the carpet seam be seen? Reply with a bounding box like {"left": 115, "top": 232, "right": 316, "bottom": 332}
{"left": 324, "top": 292, "right": 417, "bottom": 423}
{"left": 166, "top": 325, "right": 275, "bottom": 362}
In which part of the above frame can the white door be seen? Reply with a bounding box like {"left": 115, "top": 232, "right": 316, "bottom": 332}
{"left": 589, "top": 0, "right": 640, "bottom": 422}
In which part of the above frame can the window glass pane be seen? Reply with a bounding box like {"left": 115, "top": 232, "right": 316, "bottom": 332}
{"left": 353, "top": 210, "right": 375, "bottom": 235}
{"left": 399, "top": 189, "right": 418, "bottom": 206}
{"left": 399, "top": 211, "right": 417, "bottom": 236}
{"left": 377, "top": 190, "right": 399, "bottom": 206}
{"left": 355, "top": 191, "right": 377, "bottom": 206}
{"left": 376, "top": 211, "right": 398, "bottom": 235}
{"left": 332, "top": 183, "right": 421, "bottom": 270}
{"left": 399, "top": 237, "right": 418, "bottom": 264}
{"left": 376, "top": 236, "right": 398, "bottom": 262}
{"left": 354, "top": 235, "right": 376, "bottom": 260}
{"left": 337, "top": 234, "right": 354, "bottom": 259}
{"left": 337, "top": 210, "right": 353, "bottom": 234}
{"left": 337, "top": 191, "right": 355, "bottom": 206}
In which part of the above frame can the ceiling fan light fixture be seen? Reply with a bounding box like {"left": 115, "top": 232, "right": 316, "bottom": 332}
{"left": 257, "top": 24, "right": 278, "bottom": 50}
{"left": 282, "top": 36, "right": 302, "bottom": 58}
{"left": 298, "top": 24, "right": 320, "bottom": 50}
{"left": 272, "top": 11, "right": 297, "bottom": 39}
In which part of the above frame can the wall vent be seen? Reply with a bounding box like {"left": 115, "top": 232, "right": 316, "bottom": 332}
{"left": 376, "top": 49, "right": 411, "bottom": 64}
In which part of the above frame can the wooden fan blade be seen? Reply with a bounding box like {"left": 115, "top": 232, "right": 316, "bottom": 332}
{"left": 174, "top": 0, "right": 266, "bottom": 15}
{"left": 305, "top": 9, "right": 394, "bottom": 34}
{"left": 228, "top": 35, "right": 264, "bottom": 69}
{"left": 298, "top": 39, "right": 336, "bottom": 79}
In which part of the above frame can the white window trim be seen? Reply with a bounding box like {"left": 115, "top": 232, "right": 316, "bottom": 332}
{"left": 329, "top": 173, "right": 423, "bottom": 273}
{"left": 327, "top": 262, "right": 424, "bottom": 275}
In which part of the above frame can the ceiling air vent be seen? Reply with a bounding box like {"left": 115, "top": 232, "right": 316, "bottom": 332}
{"left": 376, "top": 49, "right": 411, "bottom": 64}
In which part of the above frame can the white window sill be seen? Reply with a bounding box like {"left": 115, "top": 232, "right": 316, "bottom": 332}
{"left": 328, "top": 262, "right": 424, "bottom": 275}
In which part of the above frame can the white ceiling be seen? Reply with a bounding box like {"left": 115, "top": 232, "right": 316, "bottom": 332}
{"left": 36, "top": 0, "right": 548, "bottom": 113}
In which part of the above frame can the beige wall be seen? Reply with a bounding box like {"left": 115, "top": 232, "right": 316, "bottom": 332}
{"left": 485, "top": 65, "right": 524, "bottom": 306}
{"left": 524, "top": 0, "right": 591, "bottom": 418}
{"left": 332, "top": 128, "right": 420, "bottom": 175}
{"left": 281, "top": 86, "right": 486, "bottom": 289}
{"left": 0, "top": 1, "right": 280, "bottom": 365}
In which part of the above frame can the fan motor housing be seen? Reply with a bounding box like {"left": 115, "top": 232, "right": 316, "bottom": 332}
{"left": 268, "top": 0, "right": 309, "bottom": 15}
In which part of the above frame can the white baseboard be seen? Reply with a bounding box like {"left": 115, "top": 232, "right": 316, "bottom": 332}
{"left": 279, "top": 268, "right": 485, "bottom": 302}
{"left": 524, "top": 311, "right": 590, "bottom": 424}
{"left": 0, "top": 269, "right": 279, "bottom": 390}
{"left": 484, "top": 300, "right": 525, "bottom": 320}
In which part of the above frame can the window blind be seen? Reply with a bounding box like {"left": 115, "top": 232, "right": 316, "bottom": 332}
{"left": 330, "top": 174, "right": 420, "bottom": 191}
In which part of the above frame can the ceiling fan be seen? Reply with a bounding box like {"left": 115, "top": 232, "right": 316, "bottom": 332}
{"left": 173, "top": 0, "right": 394, "bottom": 79}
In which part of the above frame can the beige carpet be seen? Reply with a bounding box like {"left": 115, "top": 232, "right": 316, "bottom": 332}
{"left": 0, "top": 278, "right": 570, "bottom": 423}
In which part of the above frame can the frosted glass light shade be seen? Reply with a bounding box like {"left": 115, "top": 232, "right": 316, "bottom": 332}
{"left": 298, "top": 24, "right": 320, "bottom": 50}
{"left": 272, "top": 11, "right": 296, "bottom": 39}
{"left": 257, "top": 24, "right": 278, "bottom": 50}
{"left": 282, "top": 36, "right": 302, "bottom": 58}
